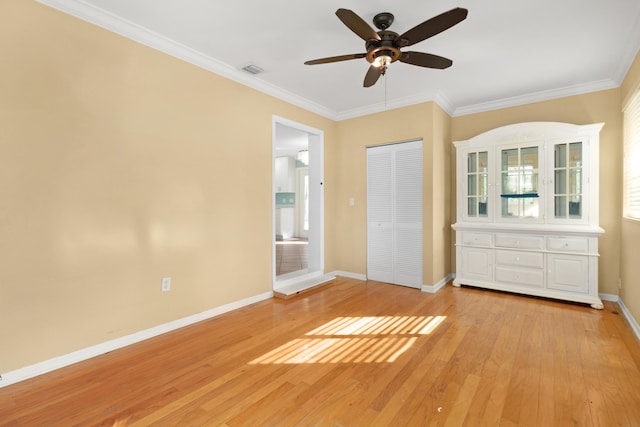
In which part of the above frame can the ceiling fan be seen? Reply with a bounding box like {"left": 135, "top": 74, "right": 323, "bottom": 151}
{"left": 305, "top": 7, "right": 468, "bottom": 87}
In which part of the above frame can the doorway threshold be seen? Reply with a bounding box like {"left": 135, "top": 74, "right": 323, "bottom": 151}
{"left": 274, "top": 270, "right": 336, "bottom": 299}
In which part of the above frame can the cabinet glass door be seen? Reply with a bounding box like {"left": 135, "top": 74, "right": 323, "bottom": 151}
{"left": 466, "top": 151, "right": 488, "bottom": 218}
{"left": 500, "top": 146, "right": 539, "bottom": 218}
{"left": 554, "top": 142, "right": 582, "bottom": 219}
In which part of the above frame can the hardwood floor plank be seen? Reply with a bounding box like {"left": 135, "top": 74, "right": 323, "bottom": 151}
{"left": 1, "top": 279, "right": 640, "bottom": 426}
{"left": 443, "top": 373, "right": 481, "bottom": 427}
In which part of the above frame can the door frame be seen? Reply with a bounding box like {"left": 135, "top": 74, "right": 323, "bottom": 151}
{"left": 272, "top": 115, "right": 325, "bottom": 288}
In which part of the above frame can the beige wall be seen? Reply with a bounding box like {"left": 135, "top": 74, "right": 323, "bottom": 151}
{"left": 0, "top": 0, "right": 335, "bottom": 372}
{"left": 431, "top": 105, "right": 453, "bottom": 284}
{"left": 451, "top": 90, "right": 623, "bottom": 296}
{"left": 332, "top": 102, "right": 453, "bottom": 287}
{"left": 620, "top": 50, "right": 640, "bottom": 324}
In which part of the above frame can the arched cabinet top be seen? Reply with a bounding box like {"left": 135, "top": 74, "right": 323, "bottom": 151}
{"left": 454, "top": 122, "right": 604, "bottom": 147}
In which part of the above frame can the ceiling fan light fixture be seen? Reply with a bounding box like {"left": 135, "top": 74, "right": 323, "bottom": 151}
{"left": 372, "top": 52, "right": 392, "bottom": 68}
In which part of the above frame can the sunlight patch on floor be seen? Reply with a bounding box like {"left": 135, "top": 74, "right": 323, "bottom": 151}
{"left": 249, "top": 316, "right": 446, "bottom": 364}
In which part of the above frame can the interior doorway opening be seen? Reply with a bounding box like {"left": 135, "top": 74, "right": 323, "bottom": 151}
{"left": 272, "top": 116, "right": 332, "bottom": 295}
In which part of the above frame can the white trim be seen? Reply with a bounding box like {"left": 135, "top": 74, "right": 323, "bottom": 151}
{"left": 36, "top": 0, "right": 336, "bottom": 120}
{"left": 613, "top": 9, "right": 640, "bottom": 87}
{"left": 599, "top": 293, "right": 619, "bottom": 302}
{"left": 618, "top": 298, "right": 640, "bottom": 342}
{"left": 274, "top": 274, "right": 336, "bottom": 297}
{"left": 36, "top": 0, "right": 632, "bottom": 122}
{"left": 330, "top": 271, "right": 367, "bottom": 281}
{"left": 272, "top": 116, "right": 325, "bottom": 289}
{"left": 421, "top": 274, "right": 454, "bottom": 294}
{"left": 0, "top": 291, "right": 273, "bottom": 388}
{"left": 335, "top": 90, "right": 453, "bottom": 121}
{"left": 452, "top": 79, "right": 618, "bottom": 117}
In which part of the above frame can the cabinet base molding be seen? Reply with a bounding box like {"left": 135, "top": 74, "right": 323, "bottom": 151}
{"left": 452, "top": 279, "right": 603, "bottom": 309}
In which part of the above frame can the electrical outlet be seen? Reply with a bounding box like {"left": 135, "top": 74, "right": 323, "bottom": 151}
{"left": 161, "top": 277, "right": 171, "bottom": 292}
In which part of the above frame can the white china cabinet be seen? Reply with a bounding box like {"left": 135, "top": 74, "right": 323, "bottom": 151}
{"left": 452, "top": 122, "right": 605, "bottom": 309}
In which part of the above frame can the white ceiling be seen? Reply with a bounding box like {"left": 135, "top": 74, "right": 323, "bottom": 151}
{"left": 40, "top": 0, "right": 640, "bottom": 120}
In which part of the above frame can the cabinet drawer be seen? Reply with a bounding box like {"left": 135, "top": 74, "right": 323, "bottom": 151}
{"left": 547, "top": 237, "right": 588, "bottom": 253}
{"left": 495, "top": 266, "right": 544, "bottom": 288}
{"left": 461, "top": 232, "right": 492, "bottom": 247}
{"left": 495, "top": 234, "right": 544, "bottom": 250}
{"left": 495, "top": 250, "right": 543, "bottom": 268}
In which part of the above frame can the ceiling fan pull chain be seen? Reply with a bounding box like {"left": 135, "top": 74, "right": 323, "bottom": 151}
{"left": 384, "top": 74, "right": 387, "bottom": 109}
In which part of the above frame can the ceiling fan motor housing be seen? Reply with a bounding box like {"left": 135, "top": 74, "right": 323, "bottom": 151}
{"left": 365, "top": 31, "right": 402, "bottom": 65}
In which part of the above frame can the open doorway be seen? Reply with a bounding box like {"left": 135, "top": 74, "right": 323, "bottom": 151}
{"left": 272, "top": 116, "right": 332, "bottom": 295}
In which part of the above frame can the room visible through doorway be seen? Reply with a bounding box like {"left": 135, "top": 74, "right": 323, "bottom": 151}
{"left": 272, "top": 116, "right": 332, "bottom": 296}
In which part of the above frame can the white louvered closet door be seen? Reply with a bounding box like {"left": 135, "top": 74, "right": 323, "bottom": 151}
{"left": 367, "top": 140, "right": 423, "bottom": 288}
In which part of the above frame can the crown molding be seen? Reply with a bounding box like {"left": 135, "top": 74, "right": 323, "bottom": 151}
{"left": 35, "top": 0, "right": 635, "bottom": 122}
{"left": 613, "top": 7, "right": 640, "bottom": 86}
{"left": 452, "top": 79, "right": 619, "bottom": 117}
{"left": 36, "top": 0, "right": 338, "bottom": 121}
{"left": 334, "top": 89, "right": 454, "bottom": 121}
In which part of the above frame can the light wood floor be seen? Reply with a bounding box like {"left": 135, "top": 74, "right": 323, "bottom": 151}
{"left": 2, "top": 278, "right": 640, "bottom": 426}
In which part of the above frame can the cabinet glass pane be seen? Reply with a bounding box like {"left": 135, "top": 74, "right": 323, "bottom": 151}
{"left": 500, "top": 146, "right": 539, "bottom": 219}
{"left": 521, "top": 147, "right": 538, "bottom": 169}
{"left": 468, "top": 152, "right": 477, "bottom": 173}
{"left": 554, "top": 144, "right": 566, "bottom": 168}
{"left": 502, "top": 197, "right": 539, "bottom": 218}
{"left": 468, "top": 197, "right": 477, "bottom": 216}
{"left": 555, "top": 196, "right": 566, "bottom": 217}
{"left": 501, "top": 172, "right": 518, "bottom": 195}
{"left": 569, "top": 196, "right": 582, "bottom": 218}
{"left": 466, "top": 151, "right": 489, "bottom": 218}
{"left": 468, "top": 174, "right": 477, "bottom": 196}
{"left": 554, "top": 142, "right": 582, "bottom": 219}
{"left": 569, "top": 169, "right": 581, "bottom": 194}
{"left": 555, "top": 170, "right": 566, "bottom": 193}
{"left": 478, "top": 152, "right": 488, "bottom": 172}
{"left": 479, "top": 174, "right": 488, "bottom": 197}
{"left": 522, "top": 171, "right": 538, "bottom": 193}
{"left": 569, "top": 142, "right": 582, "bottom": 167}
{"left": 479, "top": 200, "right": 487, "bottom": 216}
{"left": 502, "top": 149, "right": 519, "bottom": 169}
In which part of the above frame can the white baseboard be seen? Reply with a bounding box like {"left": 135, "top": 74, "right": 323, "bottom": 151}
{"left": 618, "top": 298, "right": 640, "bottom": 342}
{"left": 330, "top": 271, "right": 367, "bottom": 281}
{"left": 328, "top": 271, "right": 453, "bottom": 292}
{"left": 600, "top": 293, "right": 619, "bottom": 302}
{"left": 598, "top": 293, "right": 640, "bottom": 341}
{"left": 0, "top": 291, "right": 273, "bottom": 388}
{"left": 422, "top": 273, "right": 454, "bottom": 294}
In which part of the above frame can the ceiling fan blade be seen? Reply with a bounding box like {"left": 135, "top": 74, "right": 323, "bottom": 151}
{"left": 363, "top": 65, "right": 383, "bottom": 87}
{"left": 336, "top": 8, "right": 381, "bottom": 42}
{"left": 304, "top": 53, "right": 367, "bottom": 65}
{"left": 396, "top": 7, "right": 468, "bottom": 47}
{"left": 400, "top": 51, "right": 452, "bottom": 69}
